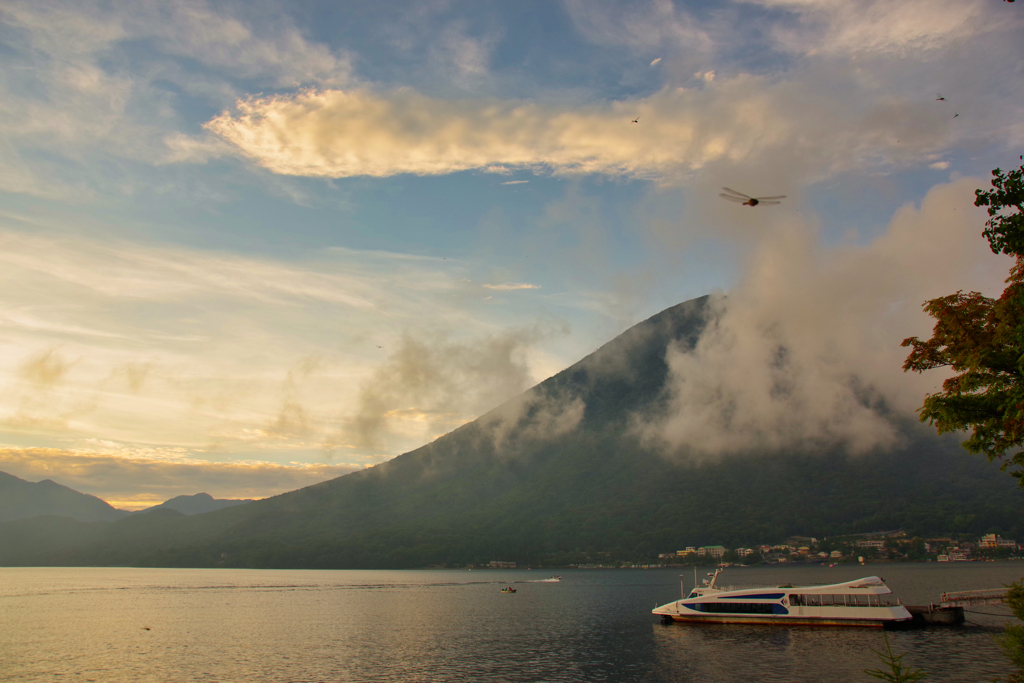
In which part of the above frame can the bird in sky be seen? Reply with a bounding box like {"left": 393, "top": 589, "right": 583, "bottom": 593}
{"left": 631, "top": 117, "right": 640, "bottom": 123}
{"left": 953, "top": 113, "right": 959, "bottom": 118}
{"left": 936, "top": 95, "right": 946, "bottom": 101}
{"left": 719, "top": 187, "right": 786, "bottom": 206}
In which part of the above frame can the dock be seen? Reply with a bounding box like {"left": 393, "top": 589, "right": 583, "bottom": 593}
{"left": 905, "top": 604, "right": 964, "bottom": 626}
{"left": 939, "top": 588, "right": 1009, "bottom": 608}
{"left": 901, "top": 586, "right": 1010, "bottom": 628}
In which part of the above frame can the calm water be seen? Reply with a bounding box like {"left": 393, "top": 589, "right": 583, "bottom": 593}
{"left": 1, "top": 563, "right": 1020, "bottom": 682}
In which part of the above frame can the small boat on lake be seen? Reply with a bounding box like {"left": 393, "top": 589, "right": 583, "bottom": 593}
{"left": 653, "top": 567, "right": 911, "bottom": 628}
{"left": 501, "top": 587, "right": 516, "bottom": 593}
{"left": 528, "top": 576, "right": 561, "bottom": 583}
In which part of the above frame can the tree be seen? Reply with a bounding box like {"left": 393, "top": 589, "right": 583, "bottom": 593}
{"left": 902, "top": 163, "right": 1024, "bottom": 488}
{"left": 865, "top": 632, "right": 928, "bottom": 682}
{"left": 998, "top": 579, "right": 1024, "bottom": 682}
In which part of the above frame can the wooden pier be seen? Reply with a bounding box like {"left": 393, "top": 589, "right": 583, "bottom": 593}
{"left": 940, "top": 588, "right": 1009, "bottom": 608}
{"left": 899, "top": 587, "right": 1010, "bottom": 627}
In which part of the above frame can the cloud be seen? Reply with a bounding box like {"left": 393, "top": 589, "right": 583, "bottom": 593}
{"left": 19, "top": 348, "right": 73, "bottom": 387}
{"left": 634, "top": 176, "right": 1014, "bottom": 458}
{"left": 480, "top": 386, "right": 586, "bottom": 452}
{"left": 205, "top": 76, "right": 970, "bottom": 184}
{"left": 0, "top": 446, "right": 359, "bottom": 509}
{"left": 0, "top": 227, "right": 562, "bottom": 459}
{"left": 744, "top": 0, "right": 998, "bottom": 56}
{"left": 483, "top": 283, "right": 541, "bottom": 290}
{"left": 563, "top": 0, "right": 712, "bottom": 53}
{"left": 343, "top": 326, "right": 560, "bottom": 451}
{"left": 650, "top": 57, "right": 662, "bottom": 67}
{"left": 0, "top": 0, "right": 353, "bottom": 196}
{"left": 500, "top": 180, "right": 530, "bottom": 185}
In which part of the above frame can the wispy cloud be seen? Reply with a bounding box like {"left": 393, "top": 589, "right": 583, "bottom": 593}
{"left": 0, "top": 0, "right": 353, "bottom": 197}
{"left": 744, "top": 0, "right": 998, "bottom": 56}
{"left": 563, "top": 0, "right": 712, "bottom": 53}
{"left": 500, "top": 180, "right": 530, "bottom": 185}
{"left": 483, "top": 283, "right": 541, "bottom": 290}
{"left": 0, "top": 228, "right": 558, "bottom": 460}
{"left": 341, "top": 325, "right": 560, "bottom": 450}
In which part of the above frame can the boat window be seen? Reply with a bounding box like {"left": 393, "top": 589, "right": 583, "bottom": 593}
{"left": 687, "top": 592, "right": 698, "bottom": 599}
{"left": 790, "top": 594, "right": 804, "bottom": 606}
{"left": 700, "top": 602, "right": 775, "bottom": 615}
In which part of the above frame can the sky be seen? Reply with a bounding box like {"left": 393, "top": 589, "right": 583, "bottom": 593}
{"left": 0, "top": 0, "right": 1021, "bottom": 509}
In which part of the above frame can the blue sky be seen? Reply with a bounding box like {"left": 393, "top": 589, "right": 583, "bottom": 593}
{"left": 0, "top": 0, "right": 1021, "bottom": 507}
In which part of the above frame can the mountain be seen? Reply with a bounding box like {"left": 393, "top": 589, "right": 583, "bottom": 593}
{"left": 1, "top": 295, "right": 1022, "bottom": 568}
{"left": 136, "top": 493, "right": 255, "bottom": 516}
{"left": 0, "top": 471, "right": 129, "bottom": 523}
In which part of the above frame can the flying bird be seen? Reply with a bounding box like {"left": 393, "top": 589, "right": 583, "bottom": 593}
{"left": 953, "top": 113, "right": 959, "bottom": 118}
{"left": 631, "top": 117, "right": 640, "bottom": 123}
{"left": 719, "top": 187, "right": 786, "bottom": 207}
{"left": 936, "top": 95, "right": 946, "bottom": 101}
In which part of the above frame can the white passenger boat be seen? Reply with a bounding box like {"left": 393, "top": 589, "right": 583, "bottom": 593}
{"left": 652, "top": 567, "right": 911, "bottom": 628}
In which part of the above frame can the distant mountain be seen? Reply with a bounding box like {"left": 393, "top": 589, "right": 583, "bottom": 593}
{"left": 1, "top": 295, "right": 1022, "bottom": 568}
{"left": 0, "top": 471, "right": 128, "bottom": 523}
{"left": 136, "top": 493, "right": 254, "bottom": 516}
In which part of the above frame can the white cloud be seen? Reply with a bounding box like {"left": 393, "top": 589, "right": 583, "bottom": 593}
{"left": 205, "top": 77, "right": 968, "bottom": 183}
{"left": 636, "top": 176, "right": 1013, "bottom": 458}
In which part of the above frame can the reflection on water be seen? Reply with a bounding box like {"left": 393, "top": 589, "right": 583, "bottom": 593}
{"left": 0, "top": 563, "right": 1019, "bottom": 683}
{"left": 651, "top": 618, "right": 1015, "bottom": 682}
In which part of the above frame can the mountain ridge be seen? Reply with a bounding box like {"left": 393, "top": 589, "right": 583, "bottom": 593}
{"left": 136, "top": 493, "right": 255, "bottom": 516}
{"left": 0, "top": 471, "right": 129, "bottom": 523}
{"left": 1, "top": 295, "right": 1021, "bottom": 568}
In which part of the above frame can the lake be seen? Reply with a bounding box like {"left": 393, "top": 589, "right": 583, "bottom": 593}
{"left": 1, "top": 562, "right": 1020, "bottom": 682}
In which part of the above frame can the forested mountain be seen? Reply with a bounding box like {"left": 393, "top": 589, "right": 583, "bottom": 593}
{"left": 0, "top": 471, "right": 128, "bottom": 523}
{"left": 1, "top": 296, "right": 1021, "bottom": 568}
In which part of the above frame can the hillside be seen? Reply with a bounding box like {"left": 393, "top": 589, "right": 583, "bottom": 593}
{"left": 1, "top": 295, "right": 1022, "bottom": 568}
{"left": 136, "top": 493, "right": 255, "bottom": 516}
{"left": 0, "top": 472, "right": 129, "bottom": 523}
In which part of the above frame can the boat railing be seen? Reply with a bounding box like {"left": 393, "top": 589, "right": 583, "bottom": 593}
{"left": 701, "top": 583, "right": 788, "bottom": 592}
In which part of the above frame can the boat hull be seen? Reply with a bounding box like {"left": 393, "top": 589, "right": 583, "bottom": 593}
{"left": 660, "top": 614, "right": 893, "bottom": 627}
